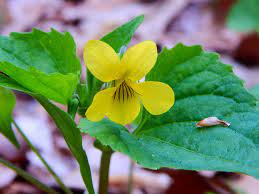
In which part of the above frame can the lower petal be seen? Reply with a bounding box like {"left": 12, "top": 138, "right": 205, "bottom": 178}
{"left": 132, "top": 81, "right": 175, "bottom": 115}
{"left": 108, "top": 95, "right": 141, "bottom": 125}
{"left": 86, "top": 88, "right": 116, "bottom": 121}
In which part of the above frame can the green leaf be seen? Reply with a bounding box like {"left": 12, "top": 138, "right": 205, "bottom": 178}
{"left": 0, "top": 87, "right": 19, "bottom": 147}
{"left": 227, "top": 0, "right": 259, "bottom": 32}
{"left": 34, "top": 95, "right": 94, "bottom": 194}
{"left": 101, "top": 15, "right": 144, "bottom": 53}
{"left": 79, "top": 43, "right": 259, "bottom": 178}
{"left": 250, "top": 85, "right": 259, "bottom": 100}
{"left": 250, "top": 85, "right": 259, "bottom": 111}
{"left": 0, "top": 74, "right": 31, "bottom": 93}
{"left": 0, "top": 29, "right": 81, "bottom": 104}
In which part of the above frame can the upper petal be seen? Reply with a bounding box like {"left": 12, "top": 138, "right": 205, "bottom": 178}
{"left": 85, "top": 87, "right": 116, "bottom": 122}
{"left": 84, "top": 40, "right": 122, "bottom": 82}
{"left": 121, "top": 41, "right": 157, "bottom": 81}
{"left": 131, "top": 81, "right": 175, "bottom": 115}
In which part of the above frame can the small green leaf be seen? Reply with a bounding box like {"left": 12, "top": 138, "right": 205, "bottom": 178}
{"left": 227, "top": 0, "right": 259, "bottom": 32}
{"left": 0, "top": 87, "right": 19, "bottom": 147}
{"left": 0, "top": 29, "right": 81, "bottom": 104}
{"left": 79, "top": 44, "right": 259, "bottom": 179}
{"left": 101, "top": 15, "right": 144, "bottom": 53}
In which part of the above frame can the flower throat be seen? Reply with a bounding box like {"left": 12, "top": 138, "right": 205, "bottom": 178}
{"left": 112, "top": 81, "right": 135, "bottom": 103}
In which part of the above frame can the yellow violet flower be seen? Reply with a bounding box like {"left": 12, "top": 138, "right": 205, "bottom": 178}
{"left": 84, "top": 40, "right": 175, "bottom": 125}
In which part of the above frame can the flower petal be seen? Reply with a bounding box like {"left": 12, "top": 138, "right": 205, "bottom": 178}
{"left": 121, "top": 41, "right": 157, "bottom": 81}
{"left": 108, "top": 94, "right": 141, "bottom": 125}
{"left": 84, "top": 40, "right": 122, "bottom": 82}
{"left": 86, "top": 86, "right": 141, "bottom": 125}
{"left": 85, "top": 88, "right": 116, "bottom": 121}
{"left": 131, "top": 81, "right": 174, "bottom": 115}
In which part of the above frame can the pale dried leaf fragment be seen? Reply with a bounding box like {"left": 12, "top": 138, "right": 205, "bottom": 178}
{"left": 196, "top": 117, "right": 230, "bottom": 128}
{"left": 0, "top": 164, "right": 16, "bottom": 188}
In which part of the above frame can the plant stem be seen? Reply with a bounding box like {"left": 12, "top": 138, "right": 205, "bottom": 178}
{"left": 13, "top": 120, "right": 72, "bottom": 194}
{"left": 127, "top": 160, "right": 135, "bottom": 194}
{"left": 98, "top": 149, "right": 113, "bottom": 194}
{"left": 67, "top": 95, "right": 79, "bottom": 120}
{"left": 0, "top": 157, "right": 58, "bottom": 194}
{"left": 35, "top": 95, "right": 95, "bottom": 194}
{"left": 133, "top": 109, "right": 148, "bottom": 136}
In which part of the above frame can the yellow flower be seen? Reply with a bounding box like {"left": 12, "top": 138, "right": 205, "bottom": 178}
{"left": 84, "top": 40, "right": 175, "bottom": 125}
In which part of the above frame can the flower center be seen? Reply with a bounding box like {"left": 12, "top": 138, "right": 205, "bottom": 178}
{"left": 112, "top": 81, "right": 135, "bottom": 103}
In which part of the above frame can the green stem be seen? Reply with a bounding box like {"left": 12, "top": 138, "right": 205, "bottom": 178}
{"left": 13, "top": 120, "right": 73, "bottom": 194}
{"left": 0, "top": 157, "right": 58, "bottom": 194}
{"left": 67, "top": 96, "right": 79, "bottom": 120}
{"left": 127, "top": 160, "right": 135, "bottom": 194}
{"left": 98, "top": 149, "right": 113, "bottom": 194}
{"left": 34, "top": 95, "right": 95, "bottom": 194}
{"left": 133, "top": 109, "right": 149, "bottom": 136}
